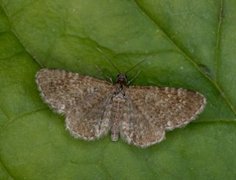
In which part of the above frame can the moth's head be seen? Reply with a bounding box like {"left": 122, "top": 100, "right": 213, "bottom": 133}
{"left": 116, "top": 74, "right": 128, "bottom": 86}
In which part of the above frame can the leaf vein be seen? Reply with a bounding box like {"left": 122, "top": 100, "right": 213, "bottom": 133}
{"left": 133, "top": 0, "right": 236, "bottom": 115}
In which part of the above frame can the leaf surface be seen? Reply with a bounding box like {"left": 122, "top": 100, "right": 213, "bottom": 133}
{"left": 0, "top": 0, "right": 236, "bottom": 179}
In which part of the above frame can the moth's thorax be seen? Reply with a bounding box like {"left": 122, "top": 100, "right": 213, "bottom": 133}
{"left": 114, "top": 73, "right": 128, "bottom": 95}
{"left": 115, "top": 74, "right": 128, "bottom": 86}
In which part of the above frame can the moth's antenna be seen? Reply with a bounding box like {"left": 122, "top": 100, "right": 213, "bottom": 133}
{"left": 125, "top": 58, "right": 147, "bottom": 75}
{"left": 96, "top": 47, "right": 121, "bottom": 73}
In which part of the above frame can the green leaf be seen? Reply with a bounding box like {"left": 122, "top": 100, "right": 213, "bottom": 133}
{"left": 0, "top": 0, "right": 236, "bottom": 179}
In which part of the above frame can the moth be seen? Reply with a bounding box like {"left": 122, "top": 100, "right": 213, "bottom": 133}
{"left": 36, "top": 68, "right": 206, "bottom": 148}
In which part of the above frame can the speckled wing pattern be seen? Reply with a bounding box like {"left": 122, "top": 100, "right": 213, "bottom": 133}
{"left": 36, "top": 69, "right": 206, "bottom": 148}
{"left": 121, "top": 86, "right": 206, "bottom": 148}
{"left": 36, "top": 69, "right": 114, "bottom": 140}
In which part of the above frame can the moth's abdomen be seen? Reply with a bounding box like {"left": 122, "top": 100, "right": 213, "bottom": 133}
{"left": 110, "top": 93, "right": 127, "bottom": 141}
